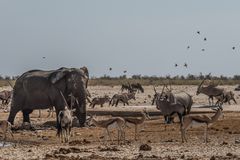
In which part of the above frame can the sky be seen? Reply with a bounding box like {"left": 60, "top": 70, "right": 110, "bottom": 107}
{"left": 0, "top": 0, "right": 240, "bottom": 78}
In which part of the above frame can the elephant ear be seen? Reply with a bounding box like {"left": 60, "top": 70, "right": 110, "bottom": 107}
{"left": 80, "top": 66, "right": 89, "bottom": 78}
{"left": 49, "top": 69, "right": 68, "bottom": 84}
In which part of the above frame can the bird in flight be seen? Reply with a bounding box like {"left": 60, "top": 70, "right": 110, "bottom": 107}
{"left": 201, "top": 49, "right": 205, "bottom": 52}
{"left": 187, "top": 46, "right": 190, "bottom": 49}
{"left": 184, "top": 63, "right": 188, "bottom": 68}
{"left": 197, "top": 31, "right": 200, "bottom": 35}
{"left": 204, "top": 37, "right": 207, "bottom": 41}
{"left": 123, "top": 70, "right": 127, "bottom": 73}
{"left": 232, "top": 47, "right": 236, "bottom": 50}
{"left": 109, "top": 67, "right": 112, "bottom": 71}
{"left": 175, "top": 63, "right": 178, "bottom": 67}
{"left": 42, "top": 56, "right": 46, "bottom": 59}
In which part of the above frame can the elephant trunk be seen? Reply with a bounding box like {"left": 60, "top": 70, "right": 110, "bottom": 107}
{"left": 74, "top": 96, "right": 87, "bottom": 127}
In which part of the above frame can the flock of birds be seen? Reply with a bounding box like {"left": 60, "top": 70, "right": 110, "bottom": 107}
{"left": 181, "top": 30, "right": 238, "bottom": 69}
{"left": 41, "top": 30, "right": 238, "bottom": 75}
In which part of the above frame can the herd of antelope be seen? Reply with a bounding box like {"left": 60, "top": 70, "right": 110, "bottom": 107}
{"left": 0, "top": 78, "right": 238, "bottom": 145}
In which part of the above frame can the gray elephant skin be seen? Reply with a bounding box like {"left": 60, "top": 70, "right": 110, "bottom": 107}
{"left": 7, "top": 67, "right": 89, "bottom": 127}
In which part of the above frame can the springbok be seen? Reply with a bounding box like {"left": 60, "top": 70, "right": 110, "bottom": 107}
{"left": 89, "top": 116, "right": 125, "bottom": 144}
{"left": 181, "top": 106, "right": 223, "bottom": 143}
{"left": 0, "top": 120, "right": 13, "bottom": 146}
{"left": 124, "top": 108, "right": 150, "bottom": 140}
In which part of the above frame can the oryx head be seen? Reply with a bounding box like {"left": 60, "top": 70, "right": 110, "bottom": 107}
{"left": 196, "top": 79, "right": 205, "bottom": 95}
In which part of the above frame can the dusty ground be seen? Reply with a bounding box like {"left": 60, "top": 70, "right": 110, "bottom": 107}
{"left": 0, "top": 85, "right": 240, "bottom": 160}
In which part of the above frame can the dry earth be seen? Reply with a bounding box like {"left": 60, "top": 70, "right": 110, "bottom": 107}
{"left": 0, "top": 85, "right": 239, "bottom": 160}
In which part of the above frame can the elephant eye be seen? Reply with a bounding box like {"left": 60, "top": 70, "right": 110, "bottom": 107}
{"left": 73, "top": 83, "right": 77, "bottom": 89}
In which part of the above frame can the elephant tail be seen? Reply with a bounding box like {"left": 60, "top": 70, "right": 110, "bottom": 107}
{"left": 57, "top": 111, "right": 64, "bottom": 137}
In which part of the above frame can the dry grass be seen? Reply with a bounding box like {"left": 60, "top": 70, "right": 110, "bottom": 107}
{"left": 0, "top": 80, "right": 15, "bottom": 88}
{"left": 0, "top": 79, "right": 239, "bottom": 88}
{"left": 89, "top": 78, "right": 240, "bottom": 86}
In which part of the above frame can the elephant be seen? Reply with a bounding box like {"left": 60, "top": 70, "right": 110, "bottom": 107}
{"left": 7, "top": 67, "right": 89, "bottom": 128}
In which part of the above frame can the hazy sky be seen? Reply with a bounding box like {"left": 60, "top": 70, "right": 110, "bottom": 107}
{"left": 0, "top": 1, "right": 240, "bottom": 77}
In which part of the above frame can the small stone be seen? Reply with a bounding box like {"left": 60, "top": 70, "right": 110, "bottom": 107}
{"left": 222, "top": 141, "right": 228, "bottom": 145}
{"left": 226, "top": 153, "right": 233, "bottom": 157}
{"left": 139, "top": 144, "right": 152, "bottom": 151}
{"left": 42, "top": 136, "right": 48, "bottom": 141}
{"left": 210, "top": 156, "right": 215, "bottom": 160}
{"left": 235, "top": 139, "right": 240, "bottom": 144}
{"left": 137, "top": 153, "right": 143, "bottom": 159}
{"left": 45, "top": 154, "right": 54, "bottom": 159}
{"left": 181, "top": 154, "right": 185, "bottom": 159}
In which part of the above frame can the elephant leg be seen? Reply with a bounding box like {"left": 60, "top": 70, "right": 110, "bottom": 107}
{"left": 8, "top": 108, "right": 20, "bottom": 125}
{"left": 22, "top": 109, "right": 33, "bottom": 123}
{"left": 74, "top": 106, "right": 86, "bottom": 127}
{"left": 55, "top": 109, "right": 61, "bottom": 128}
{"left": 164, "top": 116, "right": 168, "bottom": 124}
{"left": 38, "top": 110, "right": 41, "bottom": 118}
{"left": 78, "top": 112, "right": 86, "bottom": 127}
{"left": 115, "top": 100, "right": 119, "bottom": 107}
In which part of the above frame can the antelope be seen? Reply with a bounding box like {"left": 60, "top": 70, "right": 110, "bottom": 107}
{"left": 89, "top": 95, "right": 111, "bottom": 108}
{"left": 38, "top": 107, "right": 54, "bottom": 118}
{"left": 124, "top": 108, "right": 150, "bottom": 140}
{"left": 109, "top": 92, "right": 136, "bottom": 107}
{"left": 0, "top": 121, "right": 13, "bottom": 146}
{"left": 181, "top": 106, "right": 223, "bottom": 143}
{"left": 215, "top": 91, "right": 237, "bottom": 106}
{"left": 0, "top": 90, "right": 12, "bottom": 105}
{"left": 130, "top": 83, "right": 144, "bottom": 93}
{"left": 121, "top": 83, "right": 132, "bottom": 92}
{"left": 153, "top": 85, "right": 193, "bottom": 123}
{"left": 89, "top": 116, "right": 125, "bottom": 144}
{"left": 234, "top": 84, "right": 240, "bottom": 91}
{"left": 196, "top": 79, "right": 224, "bottom": 105}
{"left": 121, "top": 82, "right": 144, "bottom": 93}
{"left": 56, "top": 92, "right": 73, "bottom": 143}
{"left": 155, "top": 94, "right": 186, "bottom": 126}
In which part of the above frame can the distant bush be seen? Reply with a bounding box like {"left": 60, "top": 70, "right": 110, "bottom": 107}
{"left": 0, "top": 74, "right": 240, "bottom": 87}
{"left": 89, "top": 74, "right": 240, "bottom": 86}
